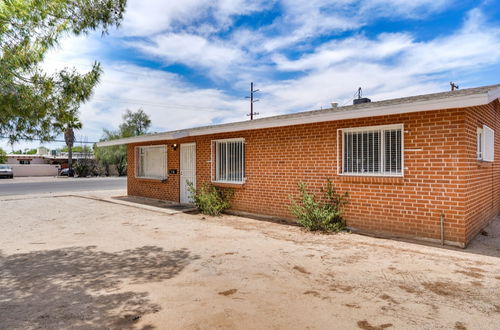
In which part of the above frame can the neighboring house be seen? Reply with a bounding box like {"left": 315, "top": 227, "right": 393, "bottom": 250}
{"left": 6, "top": 148, "right": 93, "bottom": 176}
{"left": 97, "top": 84, "right": 500, "bottom": 247}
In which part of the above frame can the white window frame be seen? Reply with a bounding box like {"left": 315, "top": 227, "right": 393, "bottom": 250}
{"left": 211, "top": 138, "right": 245, "bottom": 184}
{"left": 337, "top": 124, "right": 404, "bottom": 177}
{"left": 478, "top": 125, "right": 494, "bottom": 162}
{"left": 135, "top": 145, "right": 167, "bottom": 180}
{"left": 477, "top": 127, "right": 483, "bottom": 160}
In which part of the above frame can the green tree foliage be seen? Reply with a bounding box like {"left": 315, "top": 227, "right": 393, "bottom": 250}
{"left": 61, "top": 145, "right": 92, "bottom": 153}
{"left": 289, "top": 179, "right": 348, "bottom": 232}
{"left": 94, "top": 129, "right": 127, "bottom": 176}
{"left": 0, "top": 0, "right": 127, "bottom": 143}
{"left": 119, "top": 109, "right": 151, "bottom": 136}
{"left": 25, "top": 148, "right": 37, "bottom": 154}
{"left": 95, "top": 109, "right": 151, "bottom": 176}
{"left": 0, "top": 148, "right": 7, "bottom": 163}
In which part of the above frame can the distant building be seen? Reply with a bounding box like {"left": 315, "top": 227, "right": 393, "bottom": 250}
{"left": 6, "top": 148, "right": 94, "bottom": 177}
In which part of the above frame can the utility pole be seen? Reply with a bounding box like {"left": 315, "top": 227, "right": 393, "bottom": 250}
{"left": 246, "top": 82, "right": 260, "bottom": 120}
{"left": 450, "top": 82, "right": 459, "bottom": 91}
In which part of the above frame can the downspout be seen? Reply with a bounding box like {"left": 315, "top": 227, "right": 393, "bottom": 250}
{"left": 440, "top": 213, "right": 445, "bottom": 246}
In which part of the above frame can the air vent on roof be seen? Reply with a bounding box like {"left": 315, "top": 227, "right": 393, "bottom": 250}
{"left": 353, "top": 87, "right": 371, "bottom": 105}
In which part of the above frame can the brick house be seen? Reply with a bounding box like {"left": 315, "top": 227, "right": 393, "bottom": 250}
{"left": 98, "top": 84, "right": 500, "bottom": 247}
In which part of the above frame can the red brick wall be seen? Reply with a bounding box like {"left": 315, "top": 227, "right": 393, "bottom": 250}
{"left": 463, "top": 101, "right": 500, "bottom": 242}
{"left": 127, "top": 103, "right": 500, "bottom": 245}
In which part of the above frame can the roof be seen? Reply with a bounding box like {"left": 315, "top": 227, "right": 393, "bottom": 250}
{"left": 97, "top": 84, "right": 500, "bottom": 147}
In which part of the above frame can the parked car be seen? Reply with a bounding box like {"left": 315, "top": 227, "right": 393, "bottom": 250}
{"left": 0, "top": 165, "right": 14, "bottom": 179}
{"left": 59, "top": 168, "right": 74, "bottom": 177}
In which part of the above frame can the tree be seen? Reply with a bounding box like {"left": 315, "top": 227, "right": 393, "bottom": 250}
{"left": 61, "top": 145, "right": 92, "bottom": 153}
{"left": 95, "top": 109, "right": 151, "bottom": 176}
{"left": 0, "top": 148, "right": 7, "bottom": 163}
{"left": 0, "top": 0, "right": 126, "bottom": 143}
{"left": 63, "top": 118, "right": 82, "bottom": 177}
{"left": 119, "top": 109, "right": 151, "bottom": 136}
{"left": 94, "top": 129, "right": 127, "bottom": 175}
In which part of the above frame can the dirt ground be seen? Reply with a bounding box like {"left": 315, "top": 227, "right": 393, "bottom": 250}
{"left": 1, "top": 191, "right": 500, "bottom": 330}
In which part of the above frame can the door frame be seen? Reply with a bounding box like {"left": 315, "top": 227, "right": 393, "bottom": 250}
{"left": 180, "top": 142, "right": 196, "bottom": 204}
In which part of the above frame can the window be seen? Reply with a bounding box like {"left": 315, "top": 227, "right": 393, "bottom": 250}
{"left": 136, "top": 145, "right": 167, "bottom": 179}
{"left": 477, "top": 127, "right": 483, "bottom": 160}
{"left": 477, "top": 125, "right": 494, "bottom": 162}
{"left": 213, "top": 139, "right": 245, "bottom": 183}
{"left": 341, "top": 124, "right": 403, "bottom": 176}
{"left": 19, "top": 160, "right": 31, "bottom": 165}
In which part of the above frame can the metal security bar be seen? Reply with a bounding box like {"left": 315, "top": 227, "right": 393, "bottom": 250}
{"left": 213, "top": 138, "right": 245, "bottom": 183}
{"left": 384, "top": 129, "right": 402, "bottom": 173}
{"left": 340, "top": 124, "right": 403, "bottom": 176}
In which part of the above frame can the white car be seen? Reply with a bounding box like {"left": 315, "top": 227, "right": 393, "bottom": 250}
{"left": 0, "top": 164, "right": 14, "bottom": 179}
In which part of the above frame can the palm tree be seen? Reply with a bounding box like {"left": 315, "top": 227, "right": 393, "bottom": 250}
{"left": 63, "top": 119, "right": 82, "bottom": 177}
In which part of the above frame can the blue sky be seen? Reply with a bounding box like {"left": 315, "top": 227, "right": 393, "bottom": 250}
{"left": 3, "top": 0, "right": 500, "bottom": 152}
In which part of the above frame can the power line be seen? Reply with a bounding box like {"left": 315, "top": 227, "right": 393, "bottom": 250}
{"left": 90, "top": 97, "right": 238, "bottom": 111}
{"left": 44, "top": 59, "right": 171, "bottom": 80}
{"left": 45, "top": 59, "right": 248, "bottom": 112}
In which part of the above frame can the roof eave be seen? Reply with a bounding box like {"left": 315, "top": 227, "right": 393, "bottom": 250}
{"left": 96, "top": 90, "right": 494, "bottom": 147}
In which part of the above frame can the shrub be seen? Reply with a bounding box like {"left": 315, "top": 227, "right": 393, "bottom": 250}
{"left": 289, "top": 179, "right": 348, "bottom": 232}
{"left": 73, "top": 160, "right": 94, "bottom": 177}
{"left": 187, "top": 182, "right": 234, "bottom": 216}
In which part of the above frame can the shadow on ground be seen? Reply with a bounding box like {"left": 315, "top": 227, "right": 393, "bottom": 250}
{"left": 464, "top": 216, "right": 500, "bottom": 258}
{"left": 114, "top": 196, "right": 196, "bottom": 212}
{"left": 0, "top": 246, "right": 198, "bottom": 329}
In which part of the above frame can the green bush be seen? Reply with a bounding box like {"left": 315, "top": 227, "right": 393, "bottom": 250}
{"left": 73, "top": 159, "right": 96, "bottom": 177}
{"left": 289, "top": 179, "right": 348, "bottom": 232}
{"left": 187, "top": 182, "right": 234, "bottom": 216}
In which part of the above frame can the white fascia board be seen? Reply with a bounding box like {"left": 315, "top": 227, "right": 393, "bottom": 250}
{"left": 96, "top": 133, "right": 175, "bottom": 147}
{"left": 488, "top": 88, "right": 500, "bottom": 103}
{"left": 96, "top": 92, "right": 490, "bottom": 147}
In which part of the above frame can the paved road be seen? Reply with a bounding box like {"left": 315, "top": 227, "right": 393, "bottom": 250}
{"left": 0, "top": 177, "right": 126, "bottom": 196}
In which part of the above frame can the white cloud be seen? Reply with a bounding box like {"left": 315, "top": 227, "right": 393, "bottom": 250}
{"left": 272, "top": 33, "right": 414, "bottom": 71}
{"left": 3, "top": 3, "right": 500, "bottom": 153}
{"left": 266, "top": 7, "right": 500, "bottom": 105}
{"left": 121, "top": 0, "right": 272, "bottom": 36}
{"left": 360, "top": 0, "right": 452, "bottom": 18}
{"left": 121, "top": 0, "right": 209, "bottom": 36}
{"left": 128, "top": 33, "right": 246, "bottom": 78}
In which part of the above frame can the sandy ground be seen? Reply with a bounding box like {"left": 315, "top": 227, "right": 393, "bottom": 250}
{"left": 0, "top": 176, "right": 124, "bottom": 184}
{"left": 1, "top": 191, "right": 500, "bottom": 330}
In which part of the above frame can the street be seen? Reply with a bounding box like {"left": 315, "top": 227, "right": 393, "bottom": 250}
{"left": 0, "top": 177, "right": 126, "bottom": 196}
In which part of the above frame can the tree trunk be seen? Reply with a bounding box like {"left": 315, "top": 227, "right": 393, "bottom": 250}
{"left": 68, "top": 145, "right": 73, "bottom": 176}
{"left": 64, "top": 127, "right": 75, "bottom": 177}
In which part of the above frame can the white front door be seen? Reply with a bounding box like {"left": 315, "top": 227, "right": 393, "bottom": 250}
{"left": 180, "top": 143, "right": 196, "bottom": 204}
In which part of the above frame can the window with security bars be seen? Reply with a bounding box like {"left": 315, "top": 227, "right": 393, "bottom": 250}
{"left": 136, "top": 145, "right": 167, "bottom": 179}
{"left": 342, "top": 125, "right": 403, "bottom": 175}
{"left": 214, "top": 139, "right": 245, "bottom": 183}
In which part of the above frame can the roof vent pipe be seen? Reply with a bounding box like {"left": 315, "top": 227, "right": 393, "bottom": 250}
{"left": 353, "top": 87, "right": 371, "bottom": 105}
